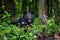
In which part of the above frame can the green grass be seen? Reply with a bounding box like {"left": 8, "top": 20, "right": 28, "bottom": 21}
{"left": 0, "top": 18, "right": 60, "bottom": 40}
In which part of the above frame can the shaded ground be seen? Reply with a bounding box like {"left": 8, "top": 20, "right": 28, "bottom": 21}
{"left": 35, "top": 29, "right": 60, "bottom": 40}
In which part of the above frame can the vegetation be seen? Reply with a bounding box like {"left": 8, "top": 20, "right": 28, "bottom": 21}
{"left": 0, "top": 0, "right": 60, "bottom": 40}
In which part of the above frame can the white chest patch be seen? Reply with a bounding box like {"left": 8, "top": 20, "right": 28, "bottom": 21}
{"left": 21, "top": 22, "right": 25, "bottom": 24}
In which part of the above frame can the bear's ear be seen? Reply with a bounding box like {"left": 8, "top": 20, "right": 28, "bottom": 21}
{"left": 31, "top": 11, "right": 34, "bottom": 14}
{"left": 23, "top": 10, "right": 27, "bottom": 15}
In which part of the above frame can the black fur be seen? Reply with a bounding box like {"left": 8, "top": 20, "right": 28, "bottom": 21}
{"left": 11, "top": 11, "right": 35, "bottom": 27}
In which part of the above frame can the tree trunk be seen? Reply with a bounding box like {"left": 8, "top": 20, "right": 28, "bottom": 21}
{"left": 5, "top": 0, "right": 15, "bottom": 17}
{"left": 38, "top": 0, "right": 47, "bottom": 25}
{"left": 21, "top": 0, "right": 27, "bottom": 12}
{"left": 53, "top": 0, "right": 58, "bottom": 25}
{"left": 0, "top": 0, "right": 2, "bottom": 18}
{"left": 29, "top": 0, "right": 34, "bottom": 12}
{"left": 0, "top": 0, "right": 1, "bottom": 8}
{"left": 47, "top": 0, "right": 53, "bottom": 18}
{"left": 0, "top": 0, "right": 4, "bottom": 18}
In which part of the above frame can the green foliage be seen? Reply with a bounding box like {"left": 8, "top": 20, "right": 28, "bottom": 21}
{"left": 0, "top": 0, "right": 60, "bottom": 40}
{"left": 46, "top": 18, "right": 60, "bottom": 34}
{"left": 0, "top": 9, "right": 60, "bottom": 40}
{"left": 0, "top": 17, "right": 60, "bottom": 40}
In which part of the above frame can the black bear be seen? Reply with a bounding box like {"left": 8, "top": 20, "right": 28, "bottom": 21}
{"left": 11, "top": 11, "right": 35, "bottom": 27}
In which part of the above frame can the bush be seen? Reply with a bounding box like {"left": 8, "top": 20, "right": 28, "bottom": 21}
{"left": 0, "top": 13, "right": 60, "bottom": 40}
